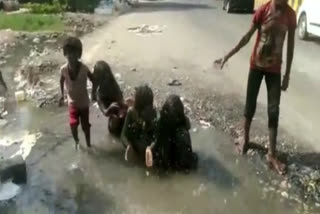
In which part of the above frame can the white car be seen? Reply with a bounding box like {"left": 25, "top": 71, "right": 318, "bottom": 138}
{"left": 297, "top": 0, "right": 320, "bottom": 40}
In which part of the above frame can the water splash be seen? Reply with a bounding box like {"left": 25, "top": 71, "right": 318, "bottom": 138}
{"left": 0, "top": 181, "right": 22, "bottom": 201}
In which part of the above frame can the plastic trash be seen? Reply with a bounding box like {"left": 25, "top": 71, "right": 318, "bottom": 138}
{"left": 15, "top": 91, "right": 25, "bottom": 102}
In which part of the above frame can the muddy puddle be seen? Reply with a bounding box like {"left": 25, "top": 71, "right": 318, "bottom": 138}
{"left": 0, "top": 100, "right": 301, "bottom": 213}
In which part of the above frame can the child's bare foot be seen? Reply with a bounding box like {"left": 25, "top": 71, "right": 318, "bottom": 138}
{"left": 75, "top": 141, "right": 79, "bottom": 151}
{"left": 266, "top": 153, "right": 286, "bottom": 175}
{"left": 145, "top": 147, "right": 153, "bottom": 168}
{"left": 234, "top": 137, "right": 249, "bottom": 155}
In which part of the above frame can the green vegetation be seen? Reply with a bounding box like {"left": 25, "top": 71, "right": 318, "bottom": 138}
{"left": 65, "top": 0, "right": 101, "bottom": 13}
{"left": 0, "top": 13, "right": 64, "bottom": 32}
{"left": 23, "top": 0, "right": 66, "bottom": 14}
{"left": 21, "top": 0, "right": 102, "bottom": 13}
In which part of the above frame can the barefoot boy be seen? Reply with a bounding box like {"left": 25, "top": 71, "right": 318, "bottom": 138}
{"left": 59, "top": 37, "right": 94, "bottom": 150}
{"left": 215, "top": 0, "right": 296, "bottom": 175}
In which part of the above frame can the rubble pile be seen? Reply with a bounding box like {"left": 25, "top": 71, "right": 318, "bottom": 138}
{"left": 63, "top": 14, "right": 102, "bottom": 36}
{"left": 14, "top": 47, "right": 63, "bottom": 108}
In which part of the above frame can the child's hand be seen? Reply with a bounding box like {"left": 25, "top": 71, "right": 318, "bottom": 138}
{"left": 125, "top": 145, "right": 131, "bottom": 161}
{"left": 145, "top": 146, "right": 153, "bottom": 168}
{"left": 214, "top": 57, "right": 228, "bottom": 70}
{"left": 58, "top": 97, "right": 65, "bottom": 107}
{"left": 106, "top": 103, "right": 120, "bottom": 116}
{"left": 281, "top": 74, "right": 290, "bottom": 91}
{"left": 125, "top": 97, "right": 135, "bottom": 107}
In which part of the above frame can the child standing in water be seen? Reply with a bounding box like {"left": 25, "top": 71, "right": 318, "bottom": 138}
{"left": 121, "top": 85, "right": 157, "bottom": 162}
{"left": 92, "top": 61, "right": 133, "bottom": 137}
{"left": 59, "top": 37, "right": 94, "bottom": 150}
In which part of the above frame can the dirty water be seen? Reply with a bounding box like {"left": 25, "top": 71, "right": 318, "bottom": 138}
{"left": 0, "top": 99, "right": 301, "bottom": 214}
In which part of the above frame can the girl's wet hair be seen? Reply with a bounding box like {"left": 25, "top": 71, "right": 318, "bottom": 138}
{"left": 160, "top": 94, "right": 187, "bottom": 128}
{"left": 134, "top": 85, "right": 154, "bottom": 113}
{"left": 93, "top": 60, "right": 123, "bottom": 101}
{"left": 63, "top": 37, "right": 83, "bottom": 58}
{"left": 93, "top": 60, "right": 114, "bottom": 80}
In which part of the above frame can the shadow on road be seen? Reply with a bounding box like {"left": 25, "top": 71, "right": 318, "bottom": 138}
{"left": 289, "top": 152, "right": 320, "bottom": 169}
{"left": 246, "top": 142, "right": 320, "bottom": 169}
{"left": 197, "top": 152, "right": 240, "bottom": 189}
{"left": 132, "top": 1, "right": 215, "bottom": 13}
{"left": 307, "top": 37, "right": 320, "bottom": 45}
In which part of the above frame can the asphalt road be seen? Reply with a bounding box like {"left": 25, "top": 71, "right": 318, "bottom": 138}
{"left": 82, "top": 0, "right": 320, "bottom": 151}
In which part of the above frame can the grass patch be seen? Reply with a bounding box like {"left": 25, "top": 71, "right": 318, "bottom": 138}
{"left": 23, "top": 0, "right": 66, "bottom": 14}
{"left": 0, "top": 13, "right": 64, "bottom": 32}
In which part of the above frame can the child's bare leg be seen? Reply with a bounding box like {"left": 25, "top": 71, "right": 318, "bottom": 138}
{"left": 265, "top": 72, "right": 285, "bottom": 175}
{"left": 236, "top": 118, "right": 250, "bottom": 155}
{"left": 80, "top": 108, "right": 91, "bottom": 148}
{"left": 81, "top": 123, "right": 91, "bottom": 148}
{"left": 266, "top": 128, "right": 285, "bottom": 175}
{"left": 70, "top": 125, "right": 79, "bottom": 150}
{"left": 82, "top": 126, "right": 91, "bottom": 148}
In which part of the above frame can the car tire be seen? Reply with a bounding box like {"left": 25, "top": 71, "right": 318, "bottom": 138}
{"left": 226, "top": 0, "right": 232, "bottom": 13}
{"left": 298, "top": 13, "right": 309, "bottom": 40}
{"left": 247, "top": 0, "right": 254, "bottom": 13}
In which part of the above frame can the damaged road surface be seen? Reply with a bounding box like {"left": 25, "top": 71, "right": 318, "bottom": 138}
{"left": 1, "top": 0, "right": 320, "bottom": 213}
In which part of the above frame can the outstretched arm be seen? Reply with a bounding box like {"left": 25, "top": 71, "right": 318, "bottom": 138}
{"left": 87, "top": 71, "right": 97, "bottom": 101}
{"left": 281, "top": 27, "right": 295, "bottom": 91}
{"left": 96, "top": 94, "right": 108, "bottom": 116}
{"left": 59, "top": 73, "right": 65, "bottom": 106}
{"left": 285, "top": 28, "right": 295, "bottom": 77}
{"left": 215, "top": 24, "right": 257, "bottom": 68}
{"left": 121, "top": 109, "right": 135, "bottom": 160}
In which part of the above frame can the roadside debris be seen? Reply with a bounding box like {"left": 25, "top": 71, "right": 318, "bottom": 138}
{"left": 15, "top": 90, "right": 25, "bottom": 102}
{"left": 168, "top": 79, "right": 182, "bottom": 86}
{"left": 128, "top": 24, "right": 166, "bottom": 36}
{"left": 287, "top": 164, "right": 320, "bottom": 204}
{"left": 14, "top": 47, "right": 63, "bottom": 108}
{"left": 33, "top": 37, "right": 40, "bottom": 44}
{"left": 63, "top": 13, "right": 107, "bottom": 36}
{"left": 199, "top": 119, "right": 211, "bottom": 129}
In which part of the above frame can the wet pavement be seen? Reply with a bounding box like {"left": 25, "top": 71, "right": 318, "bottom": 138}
{"left": 0, "top": 103, "right": 301, "bottom": 214}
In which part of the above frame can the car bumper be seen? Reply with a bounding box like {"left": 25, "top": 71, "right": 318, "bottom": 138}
{"left": 227, "top": 0, "right": 254, "bottom": 11}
